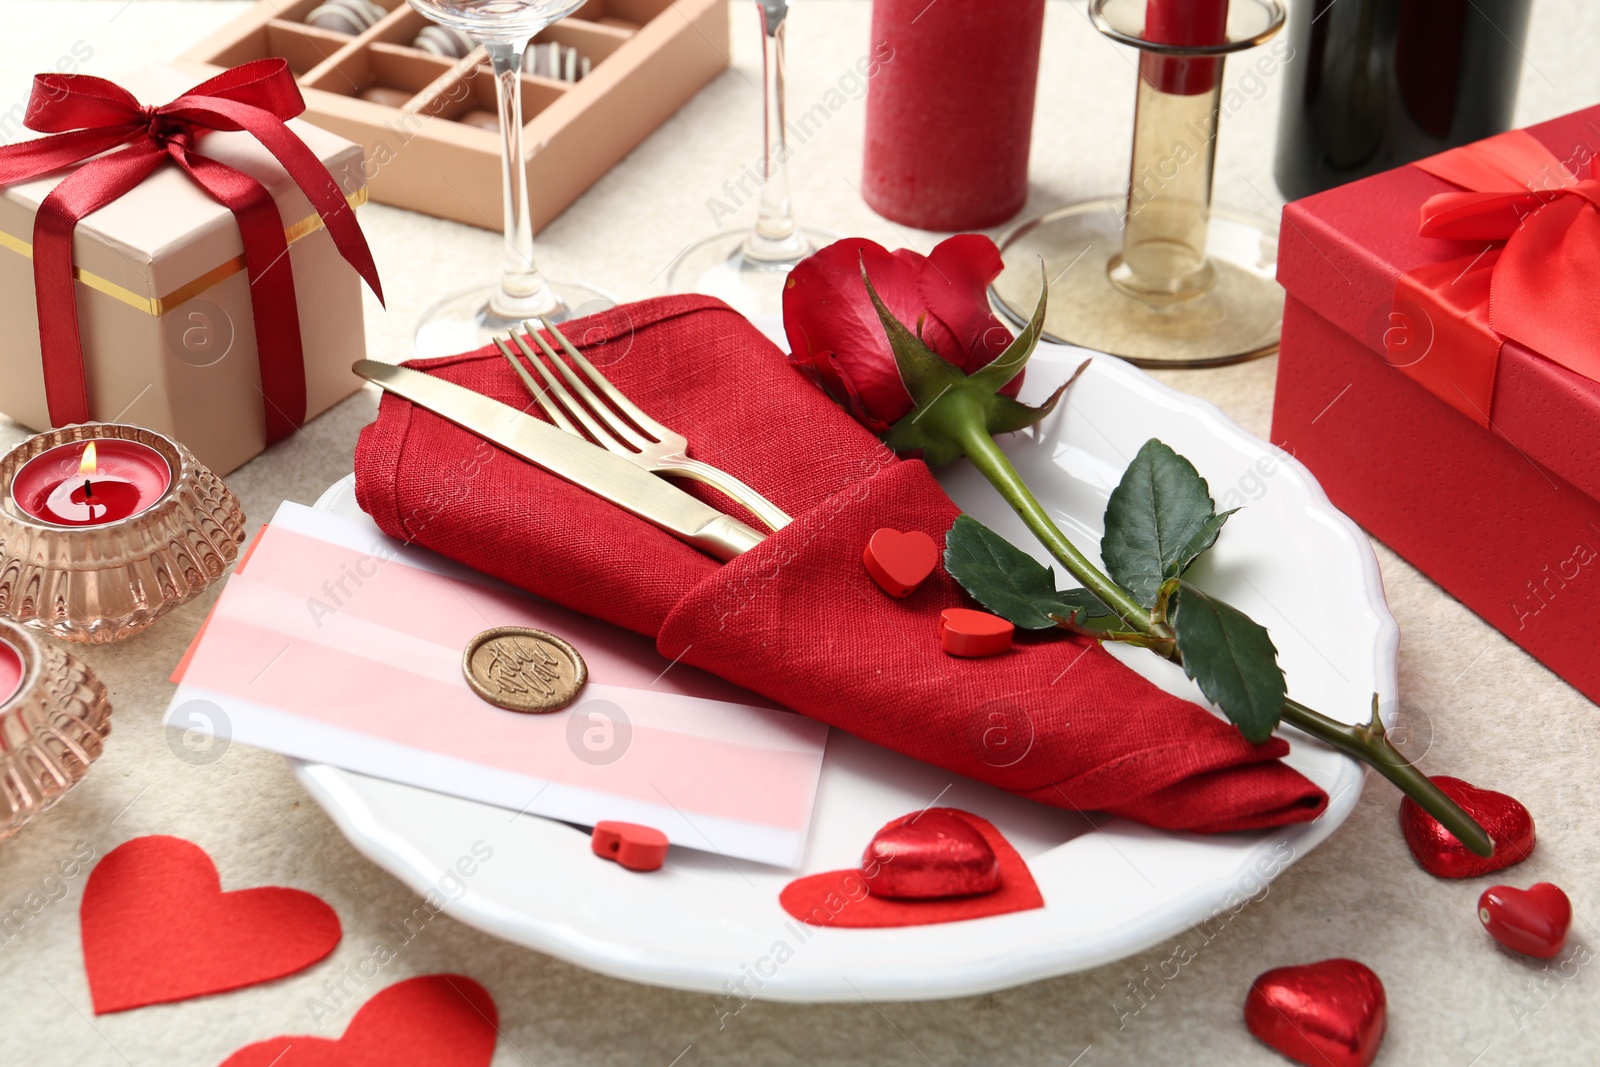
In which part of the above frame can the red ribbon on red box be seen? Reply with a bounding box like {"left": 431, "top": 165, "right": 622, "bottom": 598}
{"left": 1391, "top": 129, "right": 1600, "bottom": 426}
{"left": 0, "top": 59, "right": 383, "bottom": 442}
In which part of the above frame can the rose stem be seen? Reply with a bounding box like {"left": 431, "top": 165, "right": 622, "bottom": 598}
{"left": 938, "top": 403, "right": 1493, "bottom": 857}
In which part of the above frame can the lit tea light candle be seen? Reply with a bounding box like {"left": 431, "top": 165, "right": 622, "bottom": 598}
{"left": 0, "top": 635, "right": 21, "bottom": 706}
{"left": 0, "top": 425, "right": 246, "bottom": 644}
{"left": 10, "top": 438, "right": 172, "bottom": 527}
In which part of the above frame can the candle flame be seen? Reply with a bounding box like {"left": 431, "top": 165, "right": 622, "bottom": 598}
{"left": 78, "top": 442, "right": 98, "bottom": 476}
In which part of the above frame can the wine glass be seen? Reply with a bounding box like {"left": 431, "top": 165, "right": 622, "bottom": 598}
{"left": 409, "top": 0, "right": 616, "bottom": 357}
{"left": 664, "top": 0, "right": 836, "bottom": 318}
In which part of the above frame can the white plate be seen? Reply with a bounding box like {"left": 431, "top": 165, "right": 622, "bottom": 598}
{"left": 291, "top": 337, "right": 1395, "bottom": 1002}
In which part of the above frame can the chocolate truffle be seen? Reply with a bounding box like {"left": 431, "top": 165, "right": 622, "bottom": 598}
{"left": 305, "top": 0, "right": 385, "bottom": 35}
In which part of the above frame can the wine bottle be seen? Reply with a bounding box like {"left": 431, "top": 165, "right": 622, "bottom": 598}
{"left": 1274, "top": 0, "right": 1532, "bottom": 201}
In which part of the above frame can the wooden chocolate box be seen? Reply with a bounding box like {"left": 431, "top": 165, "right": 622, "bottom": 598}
{"left": 182, "top": 0, "right": 729, "bottom": 232}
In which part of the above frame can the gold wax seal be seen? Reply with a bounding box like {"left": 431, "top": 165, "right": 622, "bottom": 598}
{"left": 462, "top": 627, "right": 587, "bottom": 714}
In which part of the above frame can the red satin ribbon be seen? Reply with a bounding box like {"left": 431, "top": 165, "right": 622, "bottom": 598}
{"left": 0, "top": 59, "right": 383, "bottom": 442}
{"left": 1389, "top": 128, "right": 1600, "bottom": 426}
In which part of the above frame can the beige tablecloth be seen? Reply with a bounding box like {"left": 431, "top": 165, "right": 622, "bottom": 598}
{"left": 2, "top": 2, "right": 1597, "bottom": 1064}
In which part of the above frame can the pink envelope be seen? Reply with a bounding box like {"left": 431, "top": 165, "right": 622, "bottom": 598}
{"left": 167, "top": 503, "right": 829, "bottom": 867}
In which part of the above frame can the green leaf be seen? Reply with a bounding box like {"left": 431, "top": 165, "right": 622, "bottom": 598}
{"left": 859, "top": 258, "right": 965, "bottom": 409}
{"left": 1170, "top": 508, "right": 1238, "bottom": 580}
{"left": 969, "top": 260, "right": 1047, "bottom": 396}
{"left": 1171, "top": 582, "right": 1285, "bottom": 744}
{"left": 944, "top": 515, "right": 1116, "bottom": 629}
{"left": 1102, "top": 439, "right": 1223, "bottom": 607}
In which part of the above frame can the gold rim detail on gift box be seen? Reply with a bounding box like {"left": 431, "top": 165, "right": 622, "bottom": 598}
{"left": 0, "top": 187, "right": 368, "bottom": 317}
{"left": 462, "top": 626, "right": 588, "bottom": 714}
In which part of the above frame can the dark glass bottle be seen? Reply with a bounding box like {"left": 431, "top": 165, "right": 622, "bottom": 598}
{"left": 1274, "top": 0, "right": 1533, "bottom": 201}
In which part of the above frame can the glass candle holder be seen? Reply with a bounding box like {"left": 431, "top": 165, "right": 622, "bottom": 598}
{"left": 0, "top": 424, "right": 247, "bottom": 643}
{"left": 991, "top": 0, "right": 1287, "bottom": 367}
{"left": 0, "top": 618, "right": 112, "bottom": 843}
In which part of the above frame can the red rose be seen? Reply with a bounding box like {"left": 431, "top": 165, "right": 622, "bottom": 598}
{"left": 783, "top": 234, "right": 1021, "bottom": 431}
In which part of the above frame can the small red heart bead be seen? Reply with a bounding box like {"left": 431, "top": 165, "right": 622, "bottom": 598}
{"left": 863, "top": 528, "right": 939, "bottom": 598}
{"left": 1478, "top": 882, "right": 1571, "bottom": 958}
{"left": 1245, "top": 959, "right": 1386, "bottom": 1067}
{"left": 862, "top": 808, "right": 1000, "bottom": 899}
{"left": 591, "top": 821, "right": 669, "bottom": 872}
{"left": 1399, "top": 775, "right": 1535, "bottom": 878}
{"left": 939, "top": 608, "right": 1013, "bottom": 657}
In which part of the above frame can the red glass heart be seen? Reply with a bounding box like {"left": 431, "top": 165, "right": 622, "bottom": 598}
{"left": 862, "top": 808, "right": 1000, "bottom": 899}
{"left": 1245, "top": 958, "right": 1387, "bottom": 1067}
{"left": 1478, "top": 882, "right": 1571, "bottom": 959}
{"left": 863, "top": 528, "right": 939, "bottom": 598}
{"left": 1399, "top": 775, "right": 1535, "bottom": 878}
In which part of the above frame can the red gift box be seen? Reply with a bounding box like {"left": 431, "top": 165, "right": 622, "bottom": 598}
{"left": 1272, "top": 105, "right": 1600, "bottom": 705}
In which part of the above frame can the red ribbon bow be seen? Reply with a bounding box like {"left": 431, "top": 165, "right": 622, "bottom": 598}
{"left": 0, "top": 59, "right": 383, "bottom": 442}
{"left": 1391, "top": 129, "right": 1600, "bottom": 425}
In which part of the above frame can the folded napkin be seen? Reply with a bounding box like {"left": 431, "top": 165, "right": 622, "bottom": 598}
{"left": 355, "top": 295, "right": 1328, "bottom": 834}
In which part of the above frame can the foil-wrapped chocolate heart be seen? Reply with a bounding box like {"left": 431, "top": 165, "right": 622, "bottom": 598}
{"left": 1245, "top": 958, "right": 1387, "bottom": 1067}
{"left": 862, "top": 808, "right": 1000, "bottom": 899}
{"left": 1399, "top": 775, "right": 1534, "bottom": 878}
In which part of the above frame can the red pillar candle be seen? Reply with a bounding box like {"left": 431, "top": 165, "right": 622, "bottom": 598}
{"left": 0, "top": 637, "right": 21, "bottom": 706}
{"left": 863, "top": 0, "right": 1046, "bottom": 232}
{"left": 1141, "top": 0, "right": 1230, "bottom": 96}
{"left": 11, "top": 439, "right": 172, "bottom": 527}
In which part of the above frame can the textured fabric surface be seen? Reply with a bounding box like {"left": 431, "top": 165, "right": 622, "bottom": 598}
{"left": 354, "top": 295, "right": 1325, "bottom": 832}
{"left": 2, "top": 4, "right": 1598, "bottom": 1066}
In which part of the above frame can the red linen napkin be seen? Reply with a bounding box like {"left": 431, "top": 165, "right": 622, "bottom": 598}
{"left": 355, "top": 295, "right": 1327, "bottom": 833}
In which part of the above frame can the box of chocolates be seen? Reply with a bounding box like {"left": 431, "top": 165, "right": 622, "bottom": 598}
{"left": 181, "top": 0, "right": 729, "bottom": 232}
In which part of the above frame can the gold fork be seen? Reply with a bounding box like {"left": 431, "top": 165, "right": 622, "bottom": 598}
{"left": 494, "top": 317, "right": 792, "bottom": 531}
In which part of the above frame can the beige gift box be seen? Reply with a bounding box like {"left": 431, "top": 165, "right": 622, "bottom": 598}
{"left": 0, "top": 64, "right": 371, "bottom": 477}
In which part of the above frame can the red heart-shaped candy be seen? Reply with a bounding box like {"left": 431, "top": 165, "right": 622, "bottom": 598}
{"left": 1478, "top": 882, "right": 1571, "bottom": 958}
{"left": 862, "top": 808, "right": 1000, "bottom": 899}
{"left": 779, "top": 809, "right": 1042, "bottom": 928}
{"left": 81, "top": 835, "right": 341, "bottom": 1014}
{"left": 1245, "top": 958, "right": 1387, "bottom": 1067}
{"left": 939, "top": 608, "right": 1014, "bottom": 657}
{"left": 1399, "top": 775, "right": 1535, "bottom": 878}
{"left": 863, "top": 528, "right": 939, "bottom": 598}
{"left": 219, "top": 974, "right": 498, "bottom": 1066}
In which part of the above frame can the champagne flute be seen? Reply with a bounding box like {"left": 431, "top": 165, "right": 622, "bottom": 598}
{"left": 409, "top": 0, "right": 615, "bottom": 357}
{"left": 664, "top": 0, "right": 836, "bottom": 318}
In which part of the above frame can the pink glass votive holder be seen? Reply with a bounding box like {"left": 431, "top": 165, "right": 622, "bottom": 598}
{"left": 0, "top": 424, "right": 247, "bottom": 643}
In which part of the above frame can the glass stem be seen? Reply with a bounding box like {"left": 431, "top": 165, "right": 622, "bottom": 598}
{"left": 743, "top": 0, "right": 807, "bottom": 263}
{"left": 1108, "top": 62, "right": 1224, "bottom": 305}
{"left": 485, "top": 38, "right": 559, "bottom": 319}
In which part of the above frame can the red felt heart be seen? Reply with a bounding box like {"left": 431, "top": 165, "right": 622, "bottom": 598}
{"left": 81, "top": 835, "right": 341, "bottom": 1014}
{"left": 779, "top": 809, "right": 1041, "bottom": 927}
{"left": 1478, "top": 882, "right": 1572, "bottom": 959}
{"left": 1245, "top": 959, "right": 1387, "bottom": 1067}
{"left": 938, "top": 608, "right": 1014, "bottom": 657}
{"left": 1399, "top": 775, "right": 1535, "bottom": 879}
{"left": 862, "top": 808, "right": 1000, "bottom": 899}
{"left": 219, "top": 974, "right": 498, "bottom": 1066}
{"left": 863, "top": 528, "right": 938, "bottom": 598}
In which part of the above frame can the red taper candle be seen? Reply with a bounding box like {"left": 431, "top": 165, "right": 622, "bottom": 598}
{"left": 863, "top": 0, "right": 1046, "bottom": 232}
{"left": 1141, "top": 0, "right": 1230, "bottom": 95}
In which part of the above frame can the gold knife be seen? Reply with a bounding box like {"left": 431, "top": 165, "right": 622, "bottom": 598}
{"left": 354, "top": 360, "right": 766, "bottom": 561}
